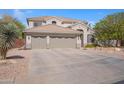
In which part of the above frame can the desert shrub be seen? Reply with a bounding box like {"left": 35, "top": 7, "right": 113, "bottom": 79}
{"left": 85, "top": 44, "right": 97, "bottom": 48}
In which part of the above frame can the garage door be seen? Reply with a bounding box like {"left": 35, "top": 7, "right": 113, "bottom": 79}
{"left": 50, "top": 37, "right": 76, "bottom": 48}
{"left": 31, "top": 36, "right": 46, "bottom": 49}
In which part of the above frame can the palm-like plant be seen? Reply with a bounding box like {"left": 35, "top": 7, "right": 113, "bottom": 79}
{"left": 0, "top": 15, "right": 25, "bottom": 39}
{"left": 0, "top": 23, "right": 18, "bottom": 60}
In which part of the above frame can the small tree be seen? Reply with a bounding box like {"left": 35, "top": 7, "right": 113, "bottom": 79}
{"left": 94, "top": 12, "right": 124, "bottom": 47}
{"left": 0, "top": 23, "right": 18, "bottom": 60}
{"left": 0, "top": 15, "right": 25, "bottom": 60}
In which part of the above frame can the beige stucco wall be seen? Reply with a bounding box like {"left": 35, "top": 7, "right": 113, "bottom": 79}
{"left": 61, "top": 23, "right": 73, "bottom": 27}
{"left": 71, "top": 23, "right": 93, "bottom": 46}
{"left": 76, "top": 35, "right": 81, "bottom": 48}
{"left": 46, "top": 18, "right": 62, "bottom": 26}
{"left": 25, "top": 35, "right": 32, "bottom": 49}
{"left": 28, "top": 21, "right": 34, "bottom": 28}
{"left": 72, "top": 24, "right": 86, "bottom": 46}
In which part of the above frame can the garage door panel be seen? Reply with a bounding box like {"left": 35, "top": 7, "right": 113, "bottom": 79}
{"left": 50, "top": 37, "right": 76, "bottom": 48}
{"left": 32, "top": 36, "right": 46, "bottom": 49}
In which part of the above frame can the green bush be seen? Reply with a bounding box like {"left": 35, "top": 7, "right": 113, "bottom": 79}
{"left": 85, "top": 44, "right": 97, "bottom": 48}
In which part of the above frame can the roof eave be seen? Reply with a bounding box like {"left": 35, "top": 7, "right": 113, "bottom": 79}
{"left": 24, "top": 31, "right": 82, "bottom": 35}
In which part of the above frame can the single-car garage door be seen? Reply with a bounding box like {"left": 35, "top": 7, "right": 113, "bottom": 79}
{"left": 32, "top": 36, "right": 46, "bottom": 49}
{"left": 50, "top": 36, "right": 76, "bottom": 48}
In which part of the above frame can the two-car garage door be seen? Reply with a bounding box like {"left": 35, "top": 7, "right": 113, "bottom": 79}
{"left": 50, "top": 37, "right": 76, "bottom": 48}
{"left": 31, "top": 36, "right": 77, "bottom": 49}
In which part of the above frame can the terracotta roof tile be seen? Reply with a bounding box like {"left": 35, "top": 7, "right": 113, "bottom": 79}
{"left": 24, "top": 24, "right": 82, "bottom": 34}
{"left": 28, "top": 16, "right": 82, "bottom": 23}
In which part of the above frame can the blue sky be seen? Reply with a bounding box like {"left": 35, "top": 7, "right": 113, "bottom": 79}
{"left": 0, "top": 9, "right": 124, "bottom": 27}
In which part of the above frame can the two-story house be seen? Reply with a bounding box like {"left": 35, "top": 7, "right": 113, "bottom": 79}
{"left": 24, "top": 16, "right": 93, "bottom": 49}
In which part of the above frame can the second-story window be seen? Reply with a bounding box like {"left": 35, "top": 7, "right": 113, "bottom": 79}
{"left": 52, "top": 21, "right": 56, "bottom": 24}
{"left": 87, "top": 27, "right": 90, "bottom": 31}
{"left": 33, "top": 22, "right": 42, "bottom": 27}
{"left": 43, "top": 21, "right": 46, "bottom": 23}
{"left": 77, "top": 29, "right": 83, "bottom": 32}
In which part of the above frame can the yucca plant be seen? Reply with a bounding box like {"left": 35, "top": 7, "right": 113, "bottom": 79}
{"left": 0, "top": 23, "right": 18, "bottom": 60}
{"left": 0, "top": 15, "right": 25, "bottom": 39}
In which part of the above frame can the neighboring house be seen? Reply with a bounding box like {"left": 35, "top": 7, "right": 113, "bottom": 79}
{"left": 24, "top": 16, "right": 94, "bottom": 49}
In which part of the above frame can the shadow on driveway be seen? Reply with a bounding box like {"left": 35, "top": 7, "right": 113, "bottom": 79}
{"left": 7, "top": 55, "right": 24, "bottom": 59}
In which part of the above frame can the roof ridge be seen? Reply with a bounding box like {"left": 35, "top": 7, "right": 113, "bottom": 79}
{"left": 26, "top": 24, "right": 77, "bottom": 31}
{"left": 27, "top": 16, "right": 84, "bottom": 23}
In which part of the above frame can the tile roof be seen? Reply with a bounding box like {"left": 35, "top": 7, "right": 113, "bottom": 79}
{"left": 24, "top": 24, "right": 83, "bottom": 34}
{"left": 27, "top": 16, "right": 82, "bottom": 23}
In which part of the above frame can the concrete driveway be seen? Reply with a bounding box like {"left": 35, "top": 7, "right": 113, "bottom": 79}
{"left": 17, "top": 48, "right": 124, "bottom": 84}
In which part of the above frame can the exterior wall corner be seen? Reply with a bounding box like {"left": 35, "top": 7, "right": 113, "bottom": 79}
{"left": 25, "top": 35, "right": 32, "bottom": 49}
{"left": 46, "top": 35, "right": 50, "bottom": 49}
{"left": 76, "top": 35, "right": 81, "bottom": 49}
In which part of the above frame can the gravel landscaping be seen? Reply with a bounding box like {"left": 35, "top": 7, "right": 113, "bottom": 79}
{"left": 0, "top": 49, "right": 30, "bottom": 84}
